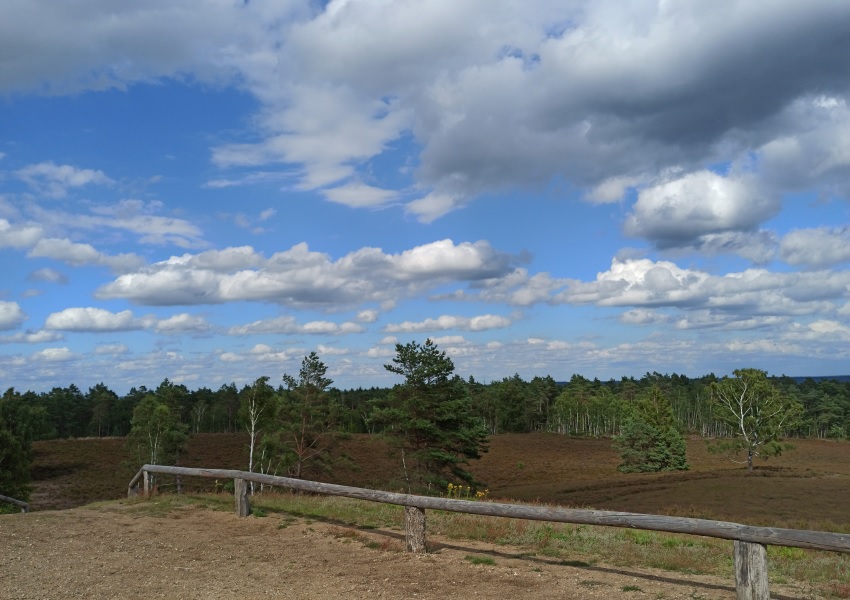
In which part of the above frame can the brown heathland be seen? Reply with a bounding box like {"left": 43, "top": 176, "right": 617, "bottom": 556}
{"left": 29, "top": 432, "right": 850, "bottom": 531}
{"left": 6, "top": 433, "right": 850, "bottom": 599}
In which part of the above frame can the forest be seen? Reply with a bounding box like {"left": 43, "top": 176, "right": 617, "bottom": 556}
{"left": 2, "top": 339, "right": 849, "bottom": 503}
{"left": 2, "top": 367, "right": 848, "bottom": 443}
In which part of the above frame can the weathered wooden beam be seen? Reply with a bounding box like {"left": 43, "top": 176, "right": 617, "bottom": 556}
{"left": 127, "top": 468, "right": 144, "bottom": 497}
{"left": 135, "top": 464, "right": 850, "bottom": 554}
{"left": 734, "top": 540, "right": 770, "bottom": 600}
{"left": 0, "top": 493, "right": 28, "bottom": 513}
{"left": 404, "top": 506, "right": 426, "bottom": 554}
{"left": 234, "top": 478, "right": 250, "bottom": 518}
{"left": 143, "top": 470, "right": 151, "bottom": 498}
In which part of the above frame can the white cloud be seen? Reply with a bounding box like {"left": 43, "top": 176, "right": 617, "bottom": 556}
{"left": 323, "top": 182, "right": 398, "bottom": 208}
{"left": 0, "top": 330, "right": 63, "bottom": 344}
{"left": 153, "top": 313, "right": 210, "bottom": 333}
{"left": 0, "top": 301, "right": 27, "bottom": 330}
{"left": 45, "top": 307, "right": 139, "bottom": 332}
{"left": 430, "top": 335, "right": 467, "bottom": 346}
{"left": 45, "top": 307, "right": 212, "bottom": 334}
{"left": 31, "top": 201, "right": 205, "bottom": 249}
{"left": 93, "top": 344, "right": 129, "bottom": 355}
{"left": 316, "top": 344, "right": 349, "bottom": 356}
{"left": 27, "top": 238, "right": 144, "bottom": 273}
{"left": 0, "top": 219, "right": 43, "bottom": 248}
{"left": 784, "top": 320, "right": 850, "bottom": 342}
{"left": 624, "top": 171, "right": 778, "bottom": 248}
{"left": 356, "top": 309, "right": 378, "bottom": 323}
{"left": 780, "top": 227, "right": 850, "bottom": 268}
{"left": 97, "top": 239, "right": 514, "bottom": 306}
{"left": 32, "top": 347, "right": 76, "bottom": 362}
{"left": 228, "top": 315, "right": 363, "bottom": 336}
{"left": 619, "top": 309, "right": 671, "bottom": 326}
{"left": 547, "top": 258, "right": 850, "bottom": 318}
{"left": 365, "top": 346, "right": 395, "bottom": 359}
{"left": 14, "top": 162, "right": 113, "bottom": 198}
{"left": 385, "top": 313, "right": 511, "bottom": 333}
{"left": 4, "top": 2, "right": 850, "bottom": 221}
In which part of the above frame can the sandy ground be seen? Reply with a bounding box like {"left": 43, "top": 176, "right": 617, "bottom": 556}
{"left": 0, "top": 504, "right": 822, "bottom": 600}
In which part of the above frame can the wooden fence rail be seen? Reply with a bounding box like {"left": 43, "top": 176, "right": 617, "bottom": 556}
{"left": 129, "top": 464, "right": 850, "bottom": 600}
{"left": 0, "top": 493, "right": 28, "bottom": 513}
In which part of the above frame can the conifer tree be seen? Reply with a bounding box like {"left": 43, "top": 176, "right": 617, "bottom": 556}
{"left": 373, "top": 339, "right": 488, "bottom": 492}
{"left": 614, "top": 385, "right": 689, "bottom": 473}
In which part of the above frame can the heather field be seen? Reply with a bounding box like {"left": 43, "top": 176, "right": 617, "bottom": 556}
{"left": 29, "top": 432, "right": 850, "bottom": 532}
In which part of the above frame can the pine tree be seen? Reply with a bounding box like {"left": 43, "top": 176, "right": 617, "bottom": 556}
{"left": 614, "top": 385, "right": 688, "bottom": 473}
{"left": 373, "top": 339, "right": 488, "bottom": 492}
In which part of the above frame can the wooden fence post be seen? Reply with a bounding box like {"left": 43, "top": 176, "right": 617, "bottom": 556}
{"left": 143, "top": 470, "right": 151, "bottom": 498}
{"left": 404, "top": 506, "right": 426, "bottom": 554}
{"left": 234, "top": 478, "right": 250, "bottom": 517}
{"left": 734, "top": 540, "right": 770, "bottom": 600}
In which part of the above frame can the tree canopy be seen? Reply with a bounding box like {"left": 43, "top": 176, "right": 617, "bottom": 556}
{"left": 709, "top": 368, "right": 804, "bottom": 471}
{"left": 374, "top": 339, "right": 489, "bottom": 492}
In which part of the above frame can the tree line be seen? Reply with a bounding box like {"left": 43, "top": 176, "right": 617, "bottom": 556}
{"left": 2, "top": 339, "right": 848, "bottom": 505}
{"left": 2, "top": 369, "right": 846, "bottom": 443}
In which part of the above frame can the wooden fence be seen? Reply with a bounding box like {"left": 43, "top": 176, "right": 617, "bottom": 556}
{"left": 129, "top": 464, "right": 850, "bottom": 600}
{"left": 0, "top": 493, "right": 28, "bottom": 513}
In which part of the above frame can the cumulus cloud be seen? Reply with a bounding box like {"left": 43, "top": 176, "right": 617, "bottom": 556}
{"left": 97, "top": 239, "right": 515, "bottom": 306}
{"left": 5, "top": 2, "right": 846, "bottom": 219}
{"left": 780, "top": 227, "right": 850, "bottom": 268}
{"left": 27, "top": 238, "right": 144, "bottom": 273}
{"left": 32, "top": 347, "right": 76, "bottom": 362}
{"left": 385, "top": 313, "right": 511, "bottom": 333}
{"left": 14, "top": 162, "right": 113, "bottom": 198}
{"left": 0, "top": 301, "right": 27, "bottom": 330}
{"left": 624, "top": 171, "right": 778, "bottom": 248}
{"left": 553, "top": 258, "right": 850, "bottom": 317}
{"left": 153, "top": 313, "right": 211, "bottom": 333}
{"left": 785, "top": 320, "right": 850, "bottom": 342}
{"left": 45, "top": 307, "right": 139, "bottom": 332}
{"left": 316, "top": 344, "right": 349, "bottom": 356}
{"left": 228, "top": 315, "right": 363, "bottom": 336}
{"left": 93, "top": 344, "right": 129, "bottom": 355}
{"left": 0, "top": 219, "right": 43, "bottom": 248}
{"left": 45, "top": 307, "right": 211, "bottom": 334}
{"left": 356, "top": 309, "right": 379, "bottom": 323}
{"left": 0, "top": 330, "right": 64, "bottom": 344}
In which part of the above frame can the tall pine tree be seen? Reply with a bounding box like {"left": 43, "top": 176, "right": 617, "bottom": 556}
{"left": 373, "top": 339, "right": 488, "bottom": 492}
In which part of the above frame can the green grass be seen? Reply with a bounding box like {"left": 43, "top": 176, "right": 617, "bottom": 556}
{"left": 465, "top": 555, "right": 496, "bottom": 566}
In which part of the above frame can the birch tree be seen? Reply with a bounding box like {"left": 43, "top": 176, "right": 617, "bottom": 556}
{"left": 709, "top": 369, "right": 803, "bottom": 471}
{"left": 238, "top": 376, "right": 277, "bottom": 493}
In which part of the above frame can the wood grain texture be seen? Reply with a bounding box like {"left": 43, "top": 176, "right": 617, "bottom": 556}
{"left": 734, "top": 541, "right": 770, "bottom": 600}
{"left": 135, "top": 464, "right": 850, "bottom": 554}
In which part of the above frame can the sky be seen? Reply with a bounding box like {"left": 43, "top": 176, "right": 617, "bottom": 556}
{"left": 1, "top": 0, "right": 850, "bottom": 394}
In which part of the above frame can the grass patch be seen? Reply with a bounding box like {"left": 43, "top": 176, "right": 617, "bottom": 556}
{"left": 465, "top": 555, "right": 496, "bottom": 566}
{"left": 622, "top": 584, "right": 643, "bottom": 592}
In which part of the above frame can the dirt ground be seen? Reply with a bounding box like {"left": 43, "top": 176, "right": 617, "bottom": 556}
{"left": 0, "top": 503, "right": 822, "bottom": 600}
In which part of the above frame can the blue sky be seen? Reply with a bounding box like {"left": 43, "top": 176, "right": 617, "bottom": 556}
{"left": 2, "top": 0, "right": 850, "bottom": 393}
